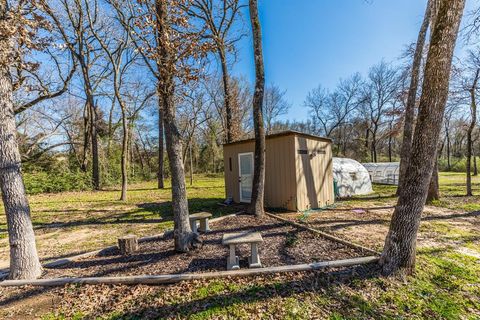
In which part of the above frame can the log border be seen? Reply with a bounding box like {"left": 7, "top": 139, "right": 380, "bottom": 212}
{"left": 0, "top": 256, "right": 378, "bottom": 287}
{"left": 265, "top": 212, "right": 380, "bottom": 255}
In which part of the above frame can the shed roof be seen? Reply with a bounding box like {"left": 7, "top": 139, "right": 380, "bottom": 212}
{"left": 223, "top": 130, "right": 332, "bottom": 147}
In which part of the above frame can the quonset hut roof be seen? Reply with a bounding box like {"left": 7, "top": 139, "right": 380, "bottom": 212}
{"left": 333, "top": 157, "right": 373, "bottom": 197}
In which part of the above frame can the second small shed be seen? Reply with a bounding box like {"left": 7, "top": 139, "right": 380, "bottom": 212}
{"left": 223, "top": 131, "right": 334, "bottom": 211}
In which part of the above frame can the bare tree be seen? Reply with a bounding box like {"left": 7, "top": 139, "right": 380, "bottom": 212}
{"left": 381, "top": 0, "right": 465, "bottom": 276}
{"left": 362, "top": 62, "right": 400, "bottom": 162}
{"left": 188, "top": 0, "right": 244, "bottom": 143}
{"left": 306, "top": 74, "right": 362, "bottom": 138}
{"left": 107, "top": 0, "right": 167, "bottom": 189}
{"left": 155, "top": 0, "right": 208, "bottom": 251}
{"left": 263, "top": 84, "right": 290, "bottom": 134}
{"left": 398, "top": 0, "right": 432, "bottom": 193}
{"left": 41, "top": 0, "right": 111, "bottom": 190}
{"left": 85, "top": 0, "right": 141, "bottom": 200}
{"left": 186, "top": 0, "right": 245, "bottom": 143}
{"left": 465, "top": 51, "right": 480, "bottom": 196}
{"left": 246, "top": 0, "right": 265, "bottom": 218}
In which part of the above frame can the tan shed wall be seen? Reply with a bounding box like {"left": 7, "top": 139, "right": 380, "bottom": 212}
{"left": 223, "top": 133, "right": 333, "bottom": 212}
{"left": 223, "top": 135, "right": 297, "bottom": 211}
{"left": 264, "top": 135, "right": 297, "bottom": 210}
{"left": 294, "top": 136, "right": 334, "bottom": 211}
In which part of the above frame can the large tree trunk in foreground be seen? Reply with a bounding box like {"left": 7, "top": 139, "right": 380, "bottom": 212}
{"left": 157, "top": 92, "right": 165, "bottom": 189}
{"left": 380, "top": 0, "right": 465, "bottom": 276}
{"left": 156, "top": 0, "right": 195, "bottom": 252}
{"left": 247, "top": 0, "right": 266, "bottom": 218}
{"left": 466, "top": 69, "right": 479, "bottom": 196}
{"left": 0, "top": 2, "right": 42, "bottom": 279}
{"left": 398, "top": 0, "right": 432, "bottom": 194}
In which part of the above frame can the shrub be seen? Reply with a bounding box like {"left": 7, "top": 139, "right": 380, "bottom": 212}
{"left": 23, "top": 170, "right": 92, "bottom": 194}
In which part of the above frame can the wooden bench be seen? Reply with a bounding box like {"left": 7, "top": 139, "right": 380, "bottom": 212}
{"left": 222, "top": 232, "right": 263, "bottom": 270}
{"left": 189, "top": 212, "right": 212, "bottom": 233}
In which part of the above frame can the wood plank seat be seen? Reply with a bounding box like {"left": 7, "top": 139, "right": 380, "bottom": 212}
{"left": 222, "top": 232, "right": 263, "bottom": 270}
{"left": 189, "top": 212, "right": 212, "bottom": 233}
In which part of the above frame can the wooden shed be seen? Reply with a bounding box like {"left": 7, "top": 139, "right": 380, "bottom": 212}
{"left": 223, "top": 130, "right": 334, "bottom": 211}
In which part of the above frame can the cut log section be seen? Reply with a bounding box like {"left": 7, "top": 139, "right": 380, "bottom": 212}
{"left": 118, "top": 235, "right": 138, "bottom": 255}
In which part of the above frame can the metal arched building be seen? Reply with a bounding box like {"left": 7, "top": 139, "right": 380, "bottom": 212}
{"left": 362, "top": 162, "right": 400, "bottom": 185}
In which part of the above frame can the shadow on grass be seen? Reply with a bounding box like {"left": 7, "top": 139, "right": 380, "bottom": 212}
{"left": 137, "top": 198, "right": 240, "bottom": 218}
{"left": 303, "top": 210, "right": 479, "bottom": 232}
{"left": 27, "top": 198, "right": 239, "bottom": 231}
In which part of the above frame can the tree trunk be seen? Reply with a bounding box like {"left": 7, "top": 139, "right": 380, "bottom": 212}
{"left": 81, "top": 105, "right": 89, "bottom": 173}
{"left": 0, "top": 3, "right": 42, "bottom": 278}
{"left": 246, "top": 0, "right": 266, "bottom": 218}
{"left": 157, "top": 92, "right": 165, "bottom": 189}
{"left": 380, "top": 0, "right": 465, "bottom": 276}
{"left": 156, "top": 0, "right": 196, "bottom": 252}
{"left": 426, "top": 160, "right": 439, "bottom": 204}
{"left": 371, "top": 131, "right": 377, "bottom": 162}
{"left": 446, "top": 129, "right": 451, "bottom": 170}
{"left": 398, "top": 0, "right": 431, "bottom": 194}
{"left": 91, "top": 104, "right": 100, "bottom": 190}
{"left": 388, "top": 126, "right": 393, "bottom": 162}
{"left": 189, "top": 141, "right": 194, "bottom": 186}
{"left": 219, "top": 46, "right": 234, "bottom": 143}
{"left": 120, "top": 110, "right": 128, "bottom": 201}
{"left": 466, "top": 69, "right": 479, "bottom": 196}
{"left": 474, "top": 148, "right": 478, "bottom": 176}
{"left": 80, "top": 56, "right": 100, "bottom": 191}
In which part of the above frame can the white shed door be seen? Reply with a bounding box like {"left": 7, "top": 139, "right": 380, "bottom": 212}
{"left": 238, "top": 152, "right": 254, "bottom": 203}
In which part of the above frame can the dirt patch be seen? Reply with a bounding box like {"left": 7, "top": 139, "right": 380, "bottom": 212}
{"left": 39, "top": 215, "right": 365, "bottom": 279}
{"left": 0, "top": 286, "right": 61, "bottom": 320}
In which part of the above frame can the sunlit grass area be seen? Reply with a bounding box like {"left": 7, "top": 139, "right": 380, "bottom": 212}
{"left": 341, "top": 172, "right": 480, "bottom": 212}
{"left": 0, "top": 174, "right": 236, "bottom": 265}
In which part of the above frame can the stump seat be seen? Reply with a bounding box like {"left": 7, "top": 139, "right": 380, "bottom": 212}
{"left": 189, "top": 212, "right": 212, "bottom": 233}
{"left": 118, "top": 235, "right": 138, "bottom": 255}
{"left": 222, "top": 231, "right": 263, "bottom": 270}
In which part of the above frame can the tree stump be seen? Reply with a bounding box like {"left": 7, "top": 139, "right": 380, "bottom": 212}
{"left": 118, "top": 235, "right": 138, "bottom": 255}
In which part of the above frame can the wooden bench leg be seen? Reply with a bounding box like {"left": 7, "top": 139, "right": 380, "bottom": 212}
{"left": 190, "top": 220, "right": 198, "bottom": 234}
{"left": 198, "top": 218, "right": 210, "bottom": 232}
{"left": 227, "top": 244, "right": 240, "bottom": 270}
{"left": 248, "top": 243, "right": 262, "bottom": 268}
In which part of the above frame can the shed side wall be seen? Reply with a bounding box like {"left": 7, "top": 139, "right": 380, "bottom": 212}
{"left": 295, "top": 136, "right": 334, "bottom": 211}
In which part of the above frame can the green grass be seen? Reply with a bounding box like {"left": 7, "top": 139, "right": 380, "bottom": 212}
{"left": 340, "top": 172, "right": 480, "bottom": 212}
{"left": 0, "top": 174, "right": 236, "bottom": 261}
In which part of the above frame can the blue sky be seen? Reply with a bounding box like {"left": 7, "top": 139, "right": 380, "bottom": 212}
{"left": 230, "top": 0, "right": 466, "bottom": 121}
